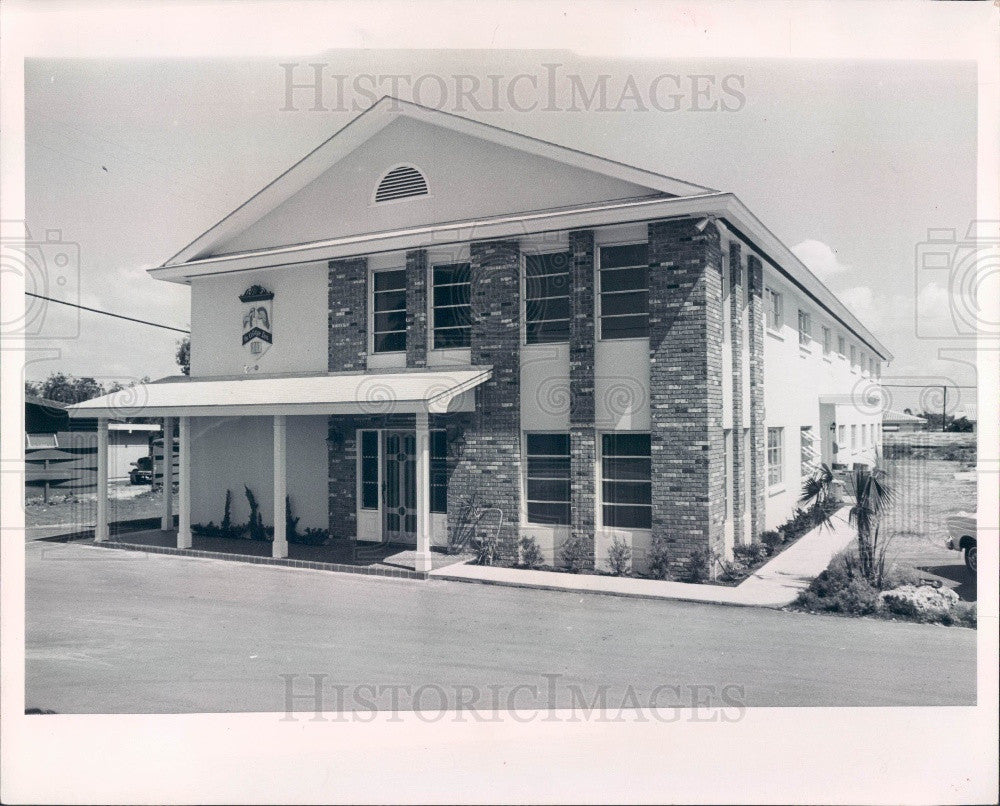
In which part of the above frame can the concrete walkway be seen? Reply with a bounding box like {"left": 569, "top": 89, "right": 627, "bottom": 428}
{"left": 431, "top": 510, "right": 858, "bottom": 608}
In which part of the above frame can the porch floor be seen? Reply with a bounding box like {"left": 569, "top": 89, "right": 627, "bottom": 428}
{"left": 100, "top": 529, "right": 470, "bottom": 576}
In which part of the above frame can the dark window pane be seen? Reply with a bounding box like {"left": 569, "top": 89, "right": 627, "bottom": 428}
{"left": 433, "top": 327, "right": 471, "bottom": 348}
{"left": 602, "top": 433, "right": 651, "bottom": 457}
{"left": 527, "top": 502, "right": 570, "bottom": 526}
{"left": 526, "top": 320, "right": 571, "bottom": 345}
{"left": 430, "top": 484, "right": 447, "bottom": 514}
{"left": 362, "top": 482, "right": 378, "bottom": 510}
{"left": 433, "top": 263, "right": 470, "bottom": 286}
{"left": 526, "top": 297, "right": 570, "bottom": 322}
{"left": 526, "top": 252, "right": 571, "bottom": 276}
{"left": 433, "top": 283, "right": 470, "bottom": 307}
{"left": 602, "top": 456, "right": 651, "bottom": 481}
{"left": 431, "top": 430, "right": 447, "bottom": 458}
{"left": 433, "top": 305, "right": 471, "bottom": 329}
{"left": 374, "top": 310, "right": 406, "bottom": 334}
{"left": 602, "top": 481, "right": 652, "bottom": 505}
{"left": 526, "top": 433, "right": 570, "bottom": 455}
{"left": 374, "top": 269, "right": 406, "bottom": 292}
{"left": 601, "top": 314, "right": 648, "bottom": 339}
{"left": 603, "top": 504, "right": 651, "bottom": 529}
{"left": 526, "top": 274, "right": 570, "bottom": 300}
{"left": 527, "top": 478, "right": 571, "bottom": 503}
{"left": 528, "top": 457, "right": 570, "bottom": 478}
{"left": 374, "top": 331, "right": 406, "bottom": 353}
{"left": 362, "top": 430, "right": 379, "bottom": 457}
{"left": 600, "top": 265, "right": 647, "bottom": 292}
{"left": 601, "top": 243, "right": 647, "bottom": 269}
{"left": 601, "top": 290, "right": 648, "bottom": 317}
{"left": 373, "top": 289, "right": 406, "bottom": 313}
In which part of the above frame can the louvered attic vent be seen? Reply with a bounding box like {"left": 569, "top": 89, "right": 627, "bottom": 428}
{"left": 375, "top": 166, "right": 428, "bottom": 202}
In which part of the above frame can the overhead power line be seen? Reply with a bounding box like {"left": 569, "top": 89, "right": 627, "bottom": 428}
{"left": 25, "top": 292, "right": 190, "bottom": 334}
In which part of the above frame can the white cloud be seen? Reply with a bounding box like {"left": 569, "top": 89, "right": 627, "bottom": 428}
{"left": 916, "top": 281, "right": 952, "bottom": 318}
{"left": 792, "top": 239, "right": 850, "bottom": 281}
{"left": 838, "top": 285, "right": 879, "bottom": 328}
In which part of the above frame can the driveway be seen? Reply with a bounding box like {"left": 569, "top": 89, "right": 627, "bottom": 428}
{"left": 25, "top": 541, "right": 976, "bottom": 714}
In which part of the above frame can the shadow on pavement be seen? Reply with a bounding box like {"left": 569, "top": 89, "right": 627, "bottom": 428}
{"left": 917, "top": 563, "right": 977, "bottom": 603}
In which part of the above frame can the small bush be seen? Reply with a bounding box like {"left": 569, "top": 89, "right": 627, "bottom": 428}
{"left": 647, "top": 535, "right": 672, "bottom": 580}
{"left": 606, "top": 536, "right": 632, "bottom": 576}
{"left": 681, "top": 547, "right": 712, "bottom": 584}
{"left": 733, "top": 542, "right": 769, "bottom": 566}
{"left": 519, "top": 536, "right": 544, "bottom": 569}
{"left": 950, "top": 601, "right": 977, "bottom": 628}
{"left": 560, "top": 534, "right": 591, "bottom": 573}
{"left": 879, "top": 584, "right": 959, "bottom": 622}
{"left": 794, "top": 549, "right": 880, "bottom": 615}
{"left": 760, "top": 530, "right": 783, "bottom": 556}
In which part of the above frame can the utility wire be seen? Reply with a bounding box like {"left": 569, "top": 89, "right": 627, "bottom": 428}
{"left": 25, "top": 292, "right": 190, "bottom": 334}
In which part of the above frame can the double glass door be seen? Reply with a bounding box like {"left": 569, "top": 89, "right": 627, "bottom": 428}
{"left": 382, "top": 431, "right": 416, "bottom": 542}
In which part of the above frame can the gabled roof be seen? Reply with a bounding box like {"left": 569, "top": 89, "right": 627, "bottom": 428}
{"left": 164, "top": 96, "right": 715, "bottom": 266}
{"left": 883, "top": 409, "right": 928, "bottom": 424}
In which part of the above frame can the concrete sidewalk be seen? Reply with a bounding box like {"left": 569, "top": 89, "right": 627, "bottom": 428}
{"left": 430, "top": 510, "right": 857, "bottom": 609}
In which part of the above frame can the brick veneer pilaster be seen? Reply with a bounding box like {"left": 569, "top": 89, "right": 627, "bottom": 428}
{"left": 747, "top": 253, "right": 767, "bottom": 540}
{"left": 327, "top": 417, "right": 357, "bottom": 540}
{"left": 647, "top": 218, "right": 726, "bottom": 571}
{"left": 328, "top": 257, "right": 367, "bottom": 372}
{"left": 568, "top": 230, "right": 597, "bottom": 569}
{"left": 405, "top": 250, "right": 428, "bottom": 368}
{"left": 729, "top": 241, "right": 746, "bottom": 546}
{"left": 447, "top": 239, "right": 522, "bottom": 563}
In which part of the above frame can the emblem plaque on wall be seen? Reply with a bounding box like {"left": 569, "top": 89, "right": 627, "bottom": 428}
{"left": 239, "top": 285, "right": 274, "bottom": 357}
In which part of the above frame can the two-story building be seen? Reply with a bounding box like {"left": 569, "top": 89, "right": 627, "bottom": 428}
{"left": 71, "top": 97, "right": 891, "bottom": 576}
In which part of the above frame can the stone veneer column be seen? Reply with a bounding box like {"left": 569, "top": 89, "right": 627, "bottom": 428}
{"left": 746, "top": 253, "right": 767, "bottom": 540}
{"left": 568, "top": 230, "right": 596, "bottom": 570}
{"left": 447, "top": 240, "right": 522, "bottom": 563}
{"left": 327, "top": 256, "right": 367, "bottom": 540}
{"left": 405, "top": 249, "right": 428, "bottom": 368}
{"left": 729, "top": 240, "right": 746, "bottom": 545}
{"left": 647, "top": 218, "right": 726, "bottom": 571}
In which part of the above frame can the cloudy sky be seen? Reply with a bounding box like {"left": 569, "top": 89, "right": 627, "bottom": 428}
{"left": 25, "top": 54, "right": 978, "bottom": 411}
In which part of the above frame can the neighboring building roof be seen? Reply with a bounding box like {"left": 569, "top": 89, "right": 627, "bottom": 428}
{"left": 67, "top": 367, "right": 493, "bottom": 418}
{"left": 25, "top": 394, "right": 68, "bottom": 410}
{"left": 953, "top": 403, "right": 977, "bottom": 422}
{"left": 882, "top": 409, "right": 928, "bottom": 424}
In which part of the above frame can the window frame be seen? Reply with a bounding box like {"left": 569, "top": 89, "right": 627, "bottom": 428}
{"left": 430, "top": 260, "right": 472, "bottom": 351}
{"left": 766, "top": 288, "right": 784, "bottom": 332}
{"left": 523, "top": 431, "right": 572, "bottom": 527}
{"left": 599, "top": 431, "right": 653, "bottom": 531}
{"left": 767, "top": 426, "right": 784, "bottom": 487}
{"left": 822, "top": 326, "right": 832, "bottom": 357}
{"left": 368, "top": 266, "right": 408, "bottom": 355}
{"left": 596, "top": 240, "right": 650, "bottom": 342}
{"left": 522, "top": 249, "right": 572, "bottom": 346}
{"left": 798, "top": 309, "right": 811, "bottom": 347}
{"left": 800, "top": 425, "right": 816, "bottom": 478}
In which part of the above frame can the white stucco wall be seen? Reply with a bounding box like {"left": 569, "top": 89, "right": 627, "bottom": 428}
{"left": 189, "top": 262, "right": 329, "bottom": 377}
{"left": 762, "top": 266, "right": 884, "bottom": 530}
{"left": 189, "top": 415, "right": 328, "bottom": 532}
{"left": 213, "top": 117, "right": 656, "bottom": 255}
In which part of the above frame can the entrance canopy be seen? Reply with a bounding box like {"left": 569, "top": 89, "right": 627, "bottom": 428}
{"left": 67, "top": 367, "right": 492, "bottom": 419}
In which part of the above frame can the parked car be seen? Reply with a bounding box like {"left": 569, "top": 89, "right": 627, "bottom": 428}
{"left": 129, "top": 456, "right": 153, "bottom": 486}
{"left": 945, "top": 512, "right": 976, "bottom": 574}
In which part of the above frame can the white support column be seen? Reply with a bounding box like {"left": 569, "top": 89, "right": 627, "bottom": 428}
{"left": 95, "top": 418, "right": 109, "bottom": 542}
{"left": 177, "top": 416, "right": 192, "bottom": 549}
{"left": 414, "top": 410, "right": 432, "bottom": 573}
{"left": 273, "top": 414, "right": 288, "bottom": 559}
{"left": 160, "top": 417, "right": 174, "bottom": 531}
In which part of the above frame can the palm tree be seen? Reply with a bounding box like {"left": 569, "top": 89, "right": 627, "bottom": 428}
{"left": 848, "top": 467, "right": 894, "bottom": 588}
{"left": 798, "top": 463, "right": 837, "bottom": 528}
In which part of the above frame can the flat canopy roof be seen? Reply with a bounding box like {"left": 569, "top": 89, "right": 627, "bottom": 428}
{"left": 67, "top": 367, "right": 492, "bottom": 419}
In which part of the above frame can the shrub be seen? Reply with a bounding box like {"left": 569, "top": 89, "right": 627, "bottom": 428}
{"left": 647, "top": 535, "right": 672, "bottom": 580}
{"left": 681, "top": 547, "right": 712, "bottom": 584}
{"left": 793, "top": 549, "right": 880, "bottom": 615}
{"left": 606, "top": 536, "right": 631, "bottom": 576}
{"left": 733, "top": 542, "right": 769, "bottom": 566}
{"left": 295, "top": 527, "right": 329, "bottom": 546}
{"left": 760, "top": 530, "right": 783, "bottom": 556}
{"left": 519, "top": 536, "right": 544, "bottom": 569}
{"left": 560, "top": 534, "right": 591, "bottom": 573}
{"left": 244, "top": 486, "right": 267, "bottom": 541}
{"left": 882, "top": 563, "right": 922, "bottom": 590}
{"left": 474, "top": 527, "right": 501, "bottom": 567}
{"left": 220, "top": 489, "right": 233, "bottom": 534}
{"left": 950, "top": 601, "right": 977, "bottom": 628}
